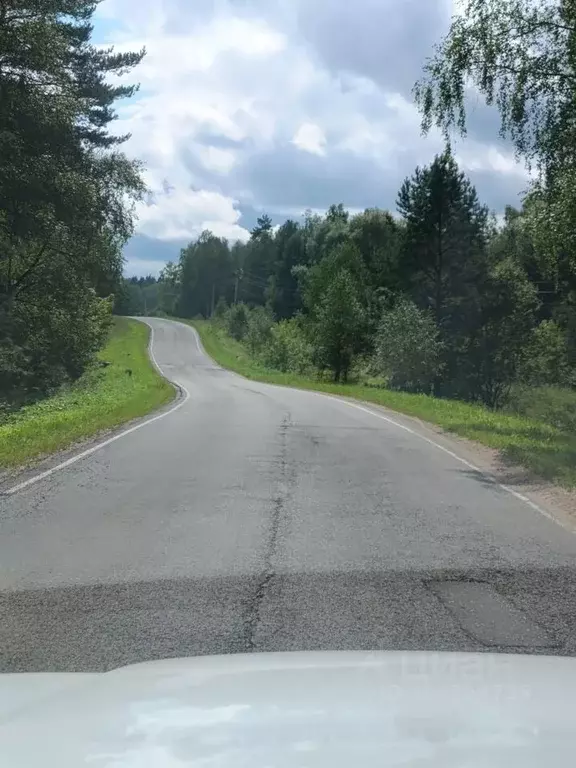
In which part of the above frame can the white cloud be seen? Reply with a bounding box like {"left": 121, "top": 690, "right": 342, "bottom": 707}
{"left": 455, "top": 145, "right": 530, "bottom": 179}
{"left": 94, "top": 0, "right": 528, "bottom": 267}
{"left": 292, "top": 123, "right": 327, "bottom": 156}
{"left": 135, "top": 186, "right": 250, "bottom": 242}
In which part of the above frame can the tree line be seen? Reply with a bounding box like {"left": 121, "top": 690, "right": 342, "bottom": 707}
{"left": 4, "top": 0, "right": 576, "bottom": 414}
{"left": 122, "top": 148, "right": 575, "bottom": 407}
{"left": 1, "top": 0, "right": 143, "bottom": 410}
{"left": 122, "top": 0, "right": 576, "bottom": 408}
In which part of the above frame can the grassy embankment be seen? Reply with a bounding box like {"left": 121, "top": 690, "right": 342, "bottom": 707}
{"left": 192, "top": 319, "right": 576, "bottom": 489}
{"left": 0, "top": 318, "right": 174, "bottom": 469}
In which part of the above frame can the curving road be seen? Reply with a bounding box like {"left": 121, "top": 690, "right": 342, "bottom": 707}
{"left": 1, "top": 317, "right": 576, "bottom": 671}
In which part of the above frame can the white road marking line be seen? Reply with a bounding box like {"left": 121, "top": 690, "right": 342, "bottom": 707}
{"left": 6, "top": 318, "right": 568, "bottom": 532}
{"left": 3, "top": 320, "right": 190, "bottom": 496}
{"left": 333, "top": 398, "right": 568, "bottom": 529}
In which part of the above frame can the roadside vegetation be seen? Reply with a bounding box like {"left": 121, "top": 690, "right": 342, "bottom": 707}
{"left": 1, "top": 2, "right": 145, "bottom": 451}
{"left": 119, "top": 0, "right": 576, "bottom": 488}
{"left": 192, "top": 319, "right": 576, "bottom": 489}
{"left": 3, "top": 1, "right": 576, "bottom": 487}
{"left": 0, "top": 319, "right": 174, "bottom": 469}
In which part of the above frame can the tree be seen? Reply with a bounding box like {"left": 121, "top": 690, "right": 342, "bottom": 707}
{"left": 178, "top": 231, "right": 232, "bottom": 317}
{"left": 251, "top": 214, "right": 273, "bottom": 239}
{"left": 261, "top": 318, "right": 313, "bottom": 374}
{"left": 415, "top": 0, "right": 576, "bottom": 277}
{"left": 463, "top": 259, "right": 539, "bottom": 407}
{"left": 157, "top": 261, "right": 181, "bottom": 316}
{"left": 397, "top": 151, "right": 489, "bottom": 394}
{"left": 114, "top": 280, "right": 146, "bottom": 316}
{"left": 1, "top": 0, "right": 144, "bottom": 402}
{"left": 374, "top": 299, "right": 444, "bottom": 393}
{"left": 518, "top": 319, "right": 573, "bottom": 387}
{"left": 348, "top": 209, "right": 403, "bottom": 297}
{"left": 311, "top": 268, "right": 366, "bottom": 382}
{"left": 268, "top": 220, "right": 306, "bottom": 319}
{"left": 241, "top": 214, "right": 276, "bottom": 306}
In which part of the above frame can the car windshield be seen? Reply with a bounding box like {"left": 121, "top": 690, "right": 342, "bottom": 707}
{"left": 1, "top": 0, "right": 576, "bottom": 761}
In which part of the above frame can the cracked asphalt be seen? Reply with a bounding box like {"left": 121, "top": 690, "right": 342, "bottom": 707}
{"left": 2, "top": 317, "right": 576, "bottom": 672}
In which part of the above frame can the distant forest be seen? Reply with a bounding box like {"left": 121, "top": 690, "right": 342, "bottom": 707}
{"left": 116, "top": 150, "right": 575, "bottom": 408}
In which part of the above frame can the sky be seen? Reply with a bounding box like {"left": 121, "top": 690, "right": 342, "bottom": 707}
{"left": 93, "top": 0, "right": 529, "bottom": 277}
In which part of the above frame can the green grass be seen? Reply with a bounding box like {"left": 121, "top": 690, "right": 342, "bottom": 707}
{"left": 0, "top": 318, "right": 174, "bottom": 469}
{"left": 191, "top": 319, "right": 576, "bottom": 489}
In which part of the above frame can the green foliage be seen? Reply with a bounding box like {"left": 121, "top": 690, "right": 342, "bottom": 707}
{"left": 261, "top": 318, "right": 313, "bottom": 374}
{"left": 397, "top": 150, "right": 488, "bottom": 326}
{"left": 173, "top": 148, "right": 574, "bottom": 420}
{"left": 193, "top": 319, "right": 576, "bottom": 488}
{"left": 178, "top": 231, "right": 232, "bottom": 317}
{"left": 213, "top": 296, "right": 228, "bottom": 321}
{"left": 225, "top": 303, "right": 250, "bottom": 341}
{"left": 1, "top": 0, "right": 144, "bottom": 407}
{"left": 245, "top": 306, "right": 274, "bottom": 355}
{"left": 416, "top": 0, "right": 574, "bottom": 168}
{"left": 462, "top": 259, "right": 539, "bottom": 408}
{"left": 519, "top": 320, "right": 573, "bottom": 387}
{"left": 114, "top": 275, "right": 160, "bottom": 316}
{"left": 0, "top": 319, "right": 173, "bottom": 467}
{"left": 348, "top": 208, "right": 403, "bottom": 296}
{"left": 1, "top": 284, "right": 113, "bottom": 408}
{"left": 507, "top": 384, "right": 576, "bottom": 437}
{"left": 374, "top": 299, "right": 443, "bottom": 393}
{"left": 415, "top": 0, "right": 576, "bottom": 279}
{"left": 268, "top": 220, "right": 306, "bottom": 319}
{"left": 311, "top": 268, "right": 367, "bottom": 382}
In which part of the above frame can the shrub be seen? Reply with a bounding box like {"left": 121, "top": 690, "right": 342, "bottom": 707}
{"left": 225, "top": 303, "right": 249, "bottom": 341}
{"left": 374, "top": 298, "right": 443, "bottom": 393}
{"left": 245, "top": 306, "right": 274, "bottom": 355}
{"left": 213, "top": 297, "right": 228, "bottom": 323}
{"left": 261, "top": 318, "right": 313, "bottom": 374}
{"left": 518, "top": 320, "right": 573, "bottom": 387}
{"left": 1, "top": 289, "right": 113, "bottom": 407}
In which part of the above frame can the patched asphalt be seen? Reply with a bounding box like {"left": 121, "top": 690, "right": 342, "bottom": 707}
{"left": 2, "top": 318, "right": 576, "bottom": 672}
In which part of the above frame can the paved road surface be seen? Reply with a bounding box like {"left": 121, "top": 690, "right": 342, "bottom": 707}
{"left": 2, "top": 318, "right": 576, "bottom": 671}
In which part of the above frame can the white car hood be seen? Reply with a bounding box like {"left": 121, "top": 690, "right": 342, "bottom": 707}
{"left": 1, "top": 651, "right": 575, "bottom": 766}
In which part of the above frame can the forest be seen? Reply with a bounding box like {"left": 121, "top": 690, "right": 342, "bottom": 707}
{"left": 119, "top": 150, "right": 575, "bottom": 409}
{"left": 2, "top": 0, "right": 576, "bottom": 421}
{"left": 0, "top": 0, "right": 143, "bottom": 412}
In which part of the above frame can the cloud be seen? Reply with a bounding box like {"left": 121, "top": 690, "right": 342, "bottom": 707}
{"left": 135, "top": 186, "right": 249, "bottom": 242}
{"left": 292, "top": 123, "right": 327, "bottom": 156}
{"left": 93, "top": 0, "right": 529, "bottom": 273}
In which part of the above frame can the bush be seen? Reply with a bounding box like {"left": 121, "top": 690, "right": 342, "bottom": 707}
{"left": 507, "top": 384, "right": 576, "bottom": 434}
{"left": 213, "top": 297, "right": 228, "bottom": 322}
{"left": 373, "top": 298, "right": 443, "bottom": 393}
{"left": 518, "top": 320, "right": 573, "bottom": 387}
{"left": 1, "top": 289, "right": 113, "bottom": 408}
{"left": 261, "top": 318, "right": 313, "bottom": 373}
{"left": 225, "top": 303, "right": 249, "bottom": 341}
{"left": 245, "top": 306, "right": 274, "bottom": 355}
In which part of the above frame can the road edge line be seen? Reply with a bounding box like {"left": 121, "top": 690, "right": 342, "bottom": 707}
{"left": 3, "top": 319, "right": 190, "bottom": 496}
{"left": 192, "top": 325, "right": 570, "bottom": 531}
{"left": 324, "top": 397, "right": 572, "bottom": 531}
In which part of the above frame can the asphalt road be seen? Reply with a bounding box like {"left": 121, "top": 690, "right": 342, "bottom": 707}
{"left": 2, "top": 318, "right": 576, "bottom": 672}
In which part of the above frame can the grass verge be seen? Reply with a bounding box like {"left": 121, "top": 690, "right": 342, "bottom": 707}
{"left": 191, "top": 319, "right": 576, "bottom": 489}
{"left": 0, "top": 318, "right": 174, "bottom": 469}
